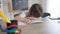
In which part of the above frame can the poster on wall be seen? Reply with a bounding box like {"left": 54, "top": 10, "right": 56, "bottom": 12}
{"left": 12, "top": 0, "right": 28, "bottom": 10}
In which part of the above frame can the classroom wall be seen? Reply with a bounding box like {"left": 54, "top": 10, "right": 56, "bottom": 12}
{"left": 40, "top": 0, "right": 47, "bottom": 12}
{"left": 3, "top": 0, "right": 47, "bottom": 20}
{"left": 1, "top": 0, "right": 12, "bottom": 20}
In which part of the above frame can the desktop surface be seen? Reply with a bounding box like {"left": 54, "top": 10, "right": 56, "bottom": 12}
{"left": 0, "top": 18, "right": 60, "bottom": 34}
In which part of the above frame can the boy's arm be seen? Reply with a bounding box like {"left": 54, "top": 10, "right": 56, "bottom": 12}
{"left": 14, "top": 16, "right": 32, "bottom": 23}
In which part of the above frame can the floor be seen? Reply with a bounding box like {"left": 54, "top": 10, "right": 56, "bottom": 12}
{"left": 0, "top": 18, "right": 60, "bottom": 34}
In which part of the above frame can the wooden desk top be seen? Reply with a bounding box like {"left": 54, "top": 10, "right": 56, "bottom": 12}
{"left": 22, "top": 18, "right": 60, "bottom": 34}
{"left": 0, "top": 18, "right": 60, "bottom": 34}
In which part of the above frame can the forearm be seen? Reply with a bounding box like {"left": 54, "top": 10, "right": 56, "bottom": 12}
{"left": 18, "top": 17, "right": 27, "bottom": 22}
{"left": 14, "top": 16, "right": 31, "bottom": 23}
{"left": 14, "top": 16, "right": 25, "bottom": 22}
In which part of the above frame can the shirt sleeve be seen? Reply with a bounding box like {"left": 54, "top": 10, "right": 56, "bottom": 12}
{"left": 19, "top": 12, "right": 26, "bottom": 18}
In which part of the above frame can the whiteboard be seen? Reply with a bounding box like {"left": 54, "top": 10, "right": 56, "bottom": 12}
{"left": 12, "top": 0, "right": 28, "bottom": 10}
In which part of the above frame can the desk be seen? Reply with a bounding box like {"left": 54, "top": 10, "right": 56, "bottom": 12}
{"left": 22, "top": 18, "right": 60, "bottom": 34}
{"left": 0, "top": 18, "right": 60, "bottom": 34}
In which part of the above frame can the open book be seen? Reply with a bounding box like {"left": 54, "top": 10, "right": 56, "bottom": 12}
{"left": 30, "top": 20, "right": 43, "bottom": 24}
{"left": 18, "top": 20, "right": 43, "bottom": 26}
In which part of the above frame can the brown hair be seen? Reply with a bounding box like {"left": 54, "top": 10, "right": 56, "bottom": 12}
{"left": 27, "top": 4, "right": 43, "bottom": 18}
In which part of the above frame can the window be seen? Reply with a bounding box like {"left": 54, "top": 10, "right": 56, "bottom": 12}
{"left": 46, "top": 0, "right": 60, "bottom": 18}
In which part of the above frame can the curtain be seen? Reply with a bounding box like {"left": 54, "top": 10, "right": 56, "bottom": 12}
{"left": 46, "top": 0, "right": 60, "bottom": 18}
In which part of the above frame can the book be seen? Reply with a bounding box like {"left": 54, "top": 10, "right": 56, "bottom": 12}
{"left": 31, "top": 20, "right": 43, "bottom": 24}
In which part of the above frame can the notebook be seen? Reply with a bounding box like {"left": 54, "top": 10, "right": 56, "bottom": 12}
{"left": 30, "top": 20, "right": 43, "bottom": 24}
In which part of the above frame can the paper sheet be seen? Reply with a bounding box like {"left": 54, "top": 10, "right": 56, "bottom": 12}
{"left": 31, "top": 20, "right": 43, "bottom": 24}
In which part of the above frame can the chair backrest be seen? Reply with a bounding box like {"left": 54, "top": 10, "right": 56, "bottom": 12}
{"left": 42, "top": 13, "right": 50, "bottom": 18}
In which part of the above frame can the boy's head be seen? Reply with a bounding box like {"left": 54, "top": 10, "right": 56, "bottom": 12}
{"left": 28, "top": 4, "right": 43, "bottom": 18}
